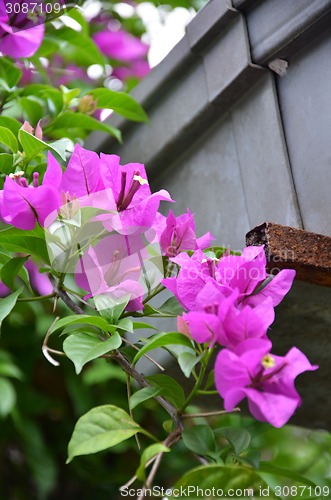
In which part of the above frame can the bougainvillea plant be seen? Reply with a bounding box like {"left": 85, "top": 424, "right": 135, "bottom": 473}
{"left": 0, "top": 2, "right": 328, "bottom": 499}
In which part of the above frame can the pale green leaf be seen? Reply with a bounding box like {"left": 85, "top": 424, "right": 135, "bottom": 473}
{"left": 215, "top": 427, "right": 251, "bottom": 456}
{"left": 18, "top": 129, "right": 68, "bottom": 161}
{"left": 133, "top": 332, "right": 193, "bottom": 365}
{"left": 63, "top": 332, "right": 122, "bottom": 374}
{"left": 67, "top": 405, "right": 143, "bottom": 463}
{"left": 48, "top": 111, "right": 122, "bottom": 142}
{"left": 89, "top": 88, "right": 148, "bottom": 122}
{"left": 50, "top": 314, "right": 112, "bottom": 335}
{"left": 0, "top": 226, "right": 49, "bottom": 263}
{"left": 129, "top": 386, "right": 162, "bottom": 411}
{"left": 0, "top": 377, "right": 16, "bottom": 417}
{"left": 135, "top": 443, "right": 170, "bottom": 482}
{"left": 0, "top": 288, "right": 22, "bottom": 333}
{"left": 0, "top": 153, "right": 13, "bottom": 174}
{"left": 178, "top": 351, "right": 204, "bottom": 378}
{"left": 0, "top": 126, "right": 18, "bottom": 153}
{"left": 0, "top": 255, "right": 29, "bottom": 290}
{"left": 145, "top": 374, "right": 185, "bottom": 409}
{"left": 0, "top": 58, "right": 22, "bottom": 87}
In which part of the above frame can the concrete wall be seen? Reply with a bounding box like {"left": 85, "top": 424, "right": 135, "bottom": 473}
{"left": 86, "top": 0, "right": 331, "bottom": 429}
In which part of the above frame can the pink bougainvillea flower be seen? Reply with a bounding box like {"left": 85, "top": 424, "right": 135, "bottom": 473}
{"left": 244, "top": 268, "right": 296, "bottom": 308}
{"left": 93, "top": 29, "right": 150, "bottom": 83}
{"left": 214, "top": 338, "right": 318, "bottom": 427}
{"left": 60, "top": 145, "right": 104, "bottom": 198}
{"left": 75, "top": 233, "right": 148, "bottom": 312}
{"left": 162, "top": 250, "right": 221, "bottom": 310}
{"left": 157, "top": 209, "right": 214, "bottom": 257}
{"left": 58, "top": 144, "right": 173, "bottom": 233}
{"left": 0, "top": 153, "right": 62, "bottom": 230}
{"left": 216, "top": 246, "right": 268, "bottom": 298}
{"left": 163, "top": 246, "right": 295, "bottom": 312}
{"left": 181, "top": 281, "right": 275, "bottom": 349}
{"left": 93, "top": 29, "right": 149, "bottom": 62}
{"left": 112, "top": 60, "right": 150, "bottom": 81}
{"left": 0, "top": 1, "right": 44, "bottom": 58}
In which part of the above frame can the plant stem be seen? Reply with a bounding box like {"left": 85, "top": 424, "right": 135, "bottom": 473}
{"left": 178, "top": 348, "right": 214, "bottom": 413}
{"left": 181, "top": 409, "right": 240, "bottom": 419}
{"left": 17, "top": 293, "right": 56, "bottom": 302}
{"left": 142, "top": 284, "right": 165, "bottom": 305}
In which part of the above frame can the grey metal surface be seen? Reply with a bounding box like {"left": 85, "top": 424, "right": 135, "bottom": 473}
{"left": 236, "top": 0, "right": 331, "bottom": 64}
{"left": 153, "top": 110, "right": 251, "bottom": 250}
{"left": 277, "top": 31, "right": 331, "bottom": 236}
{"left": 231, "top": 74, "right": 302, "bottom": 229}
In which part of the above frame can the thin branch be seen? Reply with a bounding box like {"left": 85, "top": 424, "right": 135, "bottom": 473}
{"left": 42, "top": 316, "right": 60, "bottom": 366}
{"left": 126, "top": 372, "right": 141, "bottom": 450}
{"left": 181, "top": 408, "right": 240, "bottom": 419}
{"left": 122, "top": 338, "right": 165, "bottom": 372}
{"left": 112, "top": 351, "right": 182, "bottom": 430}
{"left": 17, "top": 293, "right": 56, "bottom": 302}
{"left": 124, "top": 427, "right": 181, "bottom": 497}
{"left": 50, "top": 275, "right": 85, "bottom": 315}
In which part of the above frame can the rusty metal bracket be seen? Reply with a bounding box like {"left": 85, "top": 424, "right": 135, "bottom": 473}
{"left": 246, "top": 222, "right": 331, "bottom": 287}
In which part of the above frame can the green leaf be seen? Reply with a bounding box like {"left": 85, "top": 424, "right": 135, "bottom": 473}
{"left": 67, "top": 405, "right": 143, "bottom": 463}
{"left": 50, "top": 314, "right": 112, "bottom": 335}
{"left": 135, "top": 443, "right": 170, "bottom": 482}
{"left": 55, "top": 27, "right": 104, "bottom": 66}
{"left": 116, "top": 318, "right": 133, "bottom": 333}
{"left": 89, "top": 89, "right": 148, "bottom": 122}
{"left": 0, "top": 126, "right": 18, "bottom": 153}
{"left": 143, "top": 302, "right": 181, "bottom": 318}
{"left": 48, "top": 111, "right": 122, "bottom": 142}
{"left": 174, "top": 465, "right": 273, "bottom": 499}
{"left": 129, "top": 386, "right": 162, "bottom": 411}
{"left": 0, "top": 255, "right": 29, "bottom": 290}
{"left": 0, "top": 377, "right": 16, "bottom": 417}
{"left": 82, "top": 359, "right": 126, "bottom": 385}
{"left": 61, "top": 86, "right": 81, "bottom": 104}
{"left": 21, "top": 85, "right": 63, "bottom": 115}
{"left": 0, "top": 153, "right": 13, "bottom": 174}
{"left": 258, "top": 462, "right": 318, "bottom": 488}
{"left": 63, "top": 331, "right": 122, "bottom": 374}
{"left": 204, "top": 369, "right": 215, "bottom": 390}
{"left": 182, "top": 425, "right": 216, "bottom": 456}
{"left": 132, "top": 321, "right": 158, "bottom": 331}
{"left": 132, "top": 332, "right": 193, "bottom": 365}
{"left": 178, "top": 351, "right": 204, "bottom": 378}
{"left": 0, "top": 226, "right": 49, "bottom": 263}
{"left": 19, "top": 97, "right": 44, "bottom": 124}
{"left": 215, "top": 427, "right": 251, "bottom": 456}
{"left": 0, "top": 58, "right": 22, "bottom": 87}
{"left": 0, "top": 288, "right": 22, "bottom": 333}
{"left": 18, "top": 129, "right": 68, "bottom": 161}
{"left": 145, "top": 374, "right": 185, "bottom": 409}
{"left": 158, "top": 296, "right": 184, "bottom": 316}
{"left": 0, "top": 352, "right": 23, "bottom": 380}
{"left": 0, "top": 117, "right": 22, "bottom": 135}
{"left": 94, "top": 294, "right": 130, "bottom": 324}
